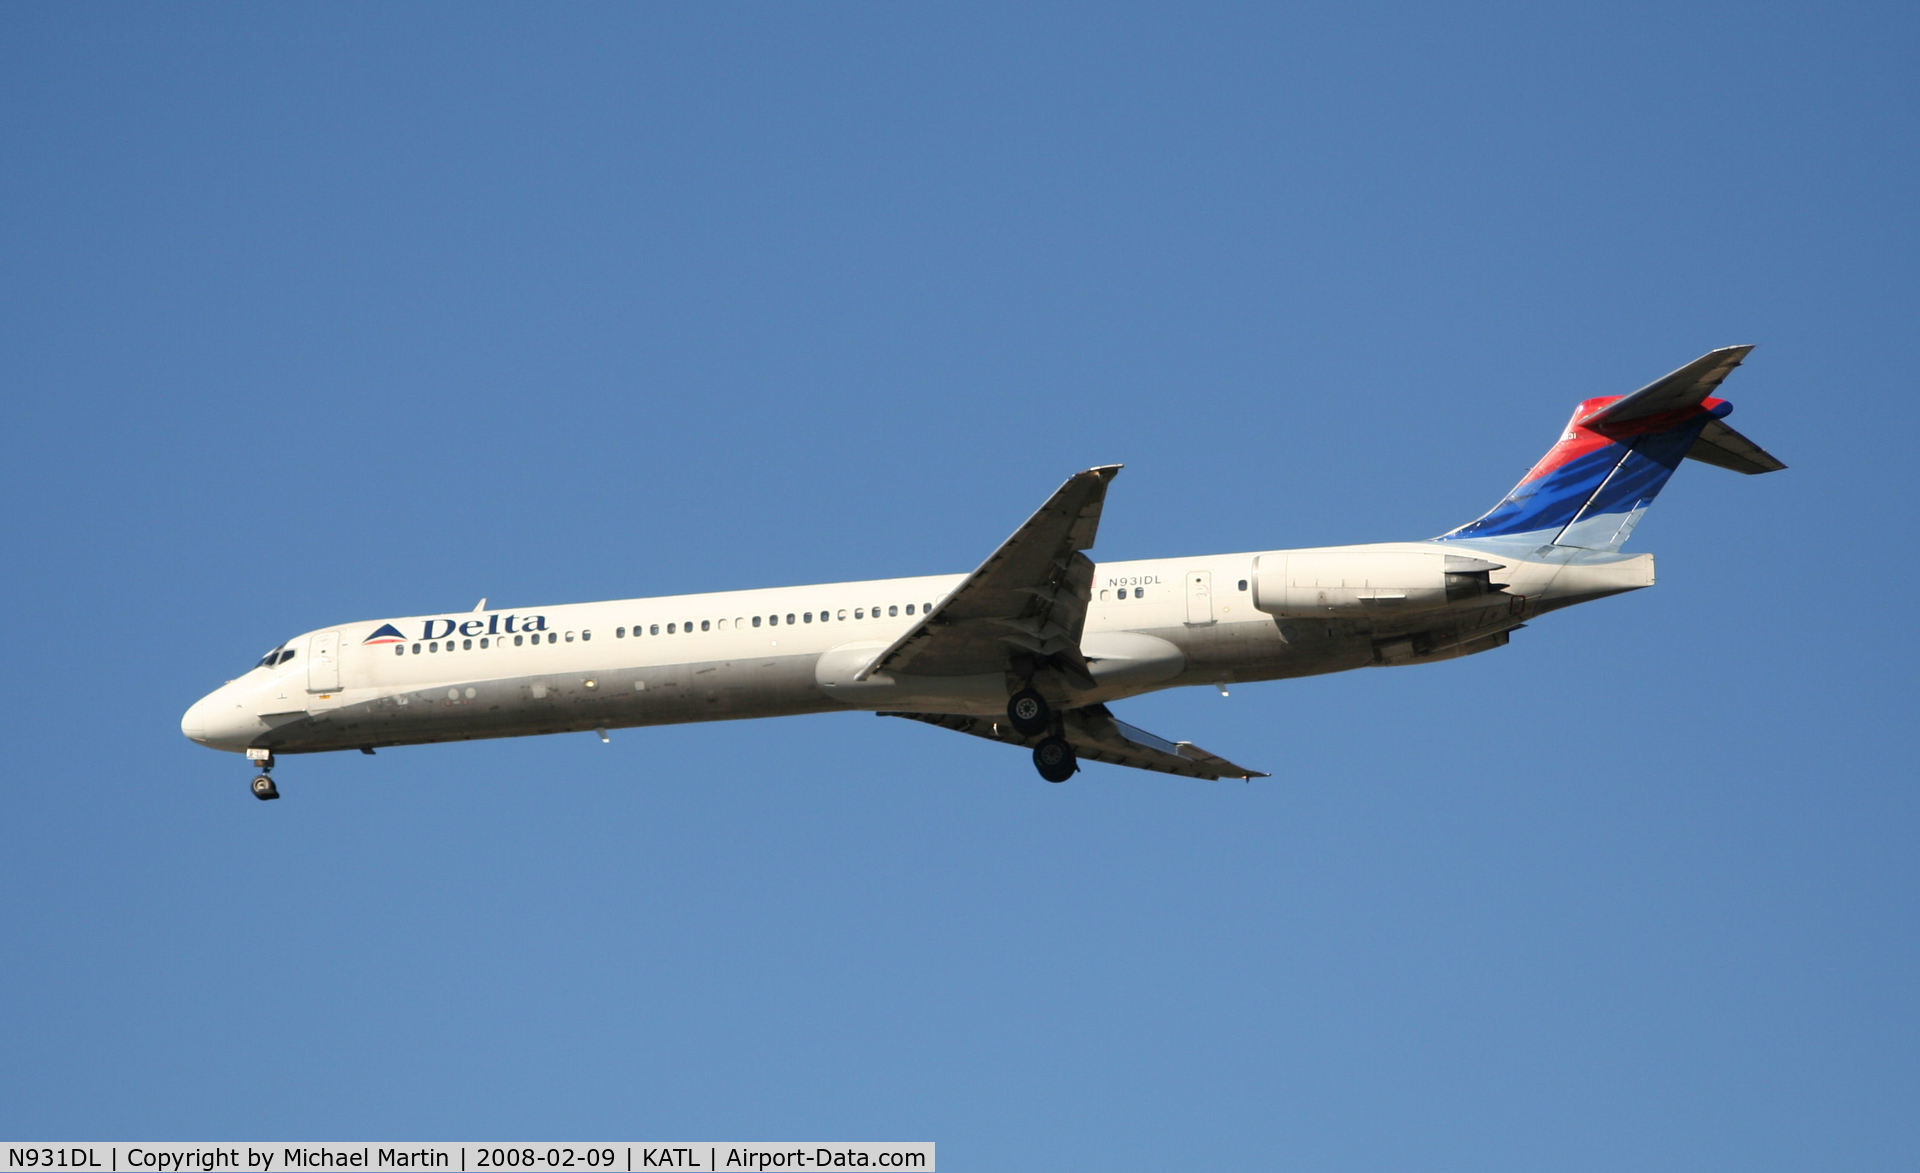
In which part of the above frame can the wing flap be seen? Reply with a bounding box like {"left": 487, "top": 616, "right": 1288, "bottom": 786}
{"left": 884, "top": 704, "right": 1267, "bottom": 781}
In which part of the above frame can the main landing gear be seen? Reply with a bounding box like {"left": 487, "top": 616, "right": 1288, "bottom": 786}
{"left": 1032, "top": 736, "right": 1077, "bottom": 784}
{"left": 1009, "top": 689, "right": 1078, "bottom": 782}
{"left": 247, "top": 748, "right": 280, "bottom": 801}
{"left": 1007, "top": 688, "right": 1050, "bottom": 735}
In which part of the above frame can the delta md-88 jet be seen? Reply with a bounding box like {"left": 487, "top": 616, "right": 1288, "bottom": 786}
{"left": 184, "top": 347, "right": 1783, "bottom": 799}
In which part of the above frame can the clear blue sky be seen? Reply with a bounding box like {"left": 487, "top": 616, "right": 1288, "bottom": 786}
{"left": 4, "top": 4, "right": 1916, "bottom": 1167}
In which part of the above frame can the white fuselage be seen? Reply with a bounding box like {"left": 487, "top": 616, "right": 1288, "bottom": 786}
{"left": 180, "top": 540, "right": 1652, "bottom": 758}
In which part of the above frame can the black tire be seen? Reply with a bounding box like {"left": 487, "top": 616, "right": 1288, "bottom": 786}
{"left": 1033, "top": 736, "right": 1077, "bottom": 783}
{"left": 1007, "top": 688, "right": 1050, "bottom": 735}
{"left": 250, "top": 775, "right": 280, "bottom": 801}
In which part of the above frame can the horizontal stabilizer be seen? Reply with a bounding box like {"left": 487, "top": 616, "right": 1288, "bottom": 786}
{"left": 1686, "top": 417, "right": 1786, "bottom": 474}
{"left": 1441, "top": 344, "right": 1780, "bottom": 550}
{"left": 1580, "top": 345, "right": 1753, "bottom": 425}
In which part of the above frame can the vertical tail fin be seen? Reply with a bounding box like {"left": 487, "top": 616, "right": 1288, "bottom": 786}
{"left": 1437, "top": 346, "right": 1782, "bottom": 551}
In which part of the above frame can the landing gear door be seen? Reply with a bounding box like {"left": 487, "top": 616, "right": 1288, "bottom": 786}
{"left": 308, "top": 630, "right": 342, "bottom": 693}
{"left": 1185, "top": 570, "right": 1215, "bottom": 625}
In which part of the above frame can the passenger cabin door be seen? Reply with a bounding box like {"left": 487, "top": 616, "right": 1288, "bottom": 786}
{"left": 1185, "top": 570, "right": 1215, "bottom": 625}
{"left": 308, "top": 630, "right": 342, "bottom": 693}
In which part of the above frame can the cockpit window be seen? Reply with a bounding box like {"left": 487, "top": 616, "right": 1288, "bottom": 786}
{"left": 254, "top": 643, "right": 299, "bottom": 669}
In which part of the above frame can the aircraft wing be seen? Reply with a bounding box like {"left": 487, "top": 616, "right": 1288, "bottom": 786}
{"left": 885, "top": 705, "right": 1268, "bottom": 781}
{"left": 857, "top": 465, "right": 1121, "bottom": 687}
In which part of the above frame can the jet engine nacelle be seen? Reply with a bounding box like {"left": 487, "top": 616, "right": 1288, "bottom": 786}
{"left": 1252, "top": 547, "right": 1505, "bottom": 618}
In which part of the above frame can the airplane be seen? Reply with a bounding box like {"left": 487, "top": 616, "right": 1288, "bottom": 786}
{"left": 183, "top": 346, "right": 1784, "bottom": 800}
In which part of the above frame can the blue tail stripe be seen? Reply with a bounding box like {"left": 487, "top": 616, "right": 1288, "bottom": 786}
{"left": 1446, "top": 447, "right": 1620, "bottom": 539}
{"left": 1445, "top": 418, "right": 1711, "bottom": 542}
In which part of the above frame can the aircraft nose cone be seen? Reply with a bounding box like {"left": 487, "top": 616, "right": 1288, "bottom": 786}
{"left": 182, "top": 688, "right": 258, "bottom": 751}
{"left": 181, "top": 693, "right": 217, "bottom": 745}
{"left": 181, "top": 701, "right": 207, "bottom": 744}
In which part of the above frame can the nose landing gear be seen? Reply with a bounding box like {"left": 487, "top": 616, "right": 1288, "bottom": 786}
{"left": 246, "top": 748, "right": 280, "bottom": 801}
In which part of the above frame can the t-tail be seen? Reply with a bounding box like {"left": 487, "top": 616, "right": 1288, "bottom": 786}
{"left": 1436, "top": 345, "right": 1785, "bottom": 552}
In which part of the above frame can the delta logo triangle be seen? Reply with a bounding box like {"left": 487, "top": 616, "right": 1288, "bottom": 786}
{"left": 362, "top": 623, "right": 406, "bottom": 645}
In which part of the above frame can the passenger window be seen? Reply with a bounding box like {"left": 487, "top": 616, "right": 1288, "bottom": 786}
{"left": 668, "top": 623, "right": 676, "bottom": 634}
{"left": 1135, "top": 588, "right": 1145, "bottom": 599}
{"left": 854, "top": 608, "right": 864, "bottom": 619}
{"left": 514, "top": 635, "right": 524, "bottom": 646}
{"left": 769, "top": 615, "right": 779, "bottom": 626}
{"left": 549, "top": 632, "right": 558, "bottom": 643}
{"left": 753, "top": 616, "right": 762, "bottom": 628}
{"left": 1238, "top": 579, "right": 1248, "bottom": 591}
{"left": 905, "top": 604, "right": 914, "bottom": 615}
{"left": 1100, "top": 590, "right": 1110, "bottom": 601}
{"left": 804, "top": 612, "right": 813, "bottom": 623}
{"left": 565, "top": 632, "right": 575, "bottom": 642}
{"left": 617, "top": 627, "right": 626, "bottom": 638}
{"left": 888, "top": 605, "right": 898, "bottom": 617}
{"left": 924, "top": 602, "right": 932, "bottom": 612}
{"left": 412, "top": 643, "right": 421, "bottom": 654}
{"left": 464, "top": 638, "right": 473, "bottom": 649}
{"left": 719, "top": 618, "right": 729, "bottom": 631}
{"left": 394, "top": 645, "right": 404, "bottom": 656}
{"left": 838, "top": 609, "right": 848, "bottom": 620}
{"left": 650, "top": 624, "right": 659, "bottom": 636}
{"left": 480, "top": 638, "right": 490, "bottom": 649}
{"left": 583, "top": 630, "right": 591, "bottom": 641}
{"left": 701, "top": 620, "right": 710, "bottom": 632}
{"left": 786, "top": 613, "right": 795, "bottom": 625}
{"left": 429, "top": 641, "right": 439, "bottom": 653}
